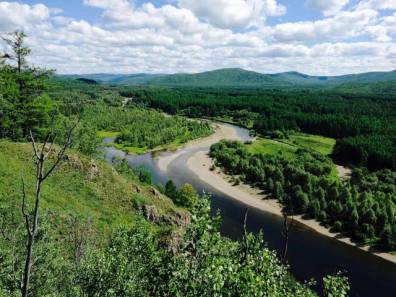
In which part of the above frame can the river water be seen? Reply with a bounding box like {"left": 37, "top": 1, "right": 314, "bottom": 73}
{"left": 102, "top": 123, "right": 396, "bottom": 297}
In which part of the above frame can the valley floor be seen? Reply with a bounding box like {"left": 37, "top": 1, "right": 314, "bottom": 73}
{"left": 158, "top": 122, "right": 396, "bottom": 264}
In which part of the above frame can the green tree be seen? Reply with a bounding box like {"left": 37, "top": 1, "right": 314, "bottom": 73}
{"left": 165, "top": 179, "right": 178, "bottom": 200}
{"left": 0, "top": 31, "right": 56, "bottom": 139}
{"left": 308, "top": 199, "right": 321, "bottom": 219}
{"left": 380, "top": 224, "right": 396, "bottom": 250}
{"left": 77, "top": 194, "right": 349, "bottom": 297}
{"left": 295, "top": 189, "right": 309, "bottom": 212}
{"left": 323, "top": 272, "right": 350, "bottom": 297}
{"left": 274, "top": 181, "right": 284, "bottom": 201}
{"left": 75, "top": 123, "right": 100, "bottom": 156}
{"left": 176, "top": 183, "right": 198, "bottom": 208}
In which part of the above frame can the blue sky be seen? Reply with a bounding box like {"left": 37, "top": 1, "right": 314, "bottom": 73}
{"left": 0, "top": 0, "right": 395, "bottom": 75}
{"left": 21, "top": 0, "right": 341, "bottom": 26}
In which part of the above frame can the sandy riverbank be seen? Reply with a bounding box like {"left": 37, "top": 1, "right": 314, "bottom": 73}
{"left": 188, "top": 151, "right": 396, "bottom": 264}
{"left": 158, "top": 122, "right": 396, "bottom": 264}
{"left": 157, "top": 123, "right": 241, "bottom": 171}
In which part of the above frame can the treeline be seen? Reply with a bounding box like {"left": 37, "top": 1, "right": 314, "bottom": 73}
{"left": 124, "top": 87, "right": 396, "bottom": 170}
{"left": 0, "top": 33, "right": 57, "bottom": 140}
{"left": 210, "top": 140, "right": 396, "bottom": 250}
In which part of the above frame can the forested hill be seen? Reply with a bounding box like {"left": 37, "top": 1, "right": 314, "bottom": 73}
{"left": 64, "top": 68, "right": 396, "bottom": 89}
{"left": 147, "top": 68, "right": 396, "bottom": 88}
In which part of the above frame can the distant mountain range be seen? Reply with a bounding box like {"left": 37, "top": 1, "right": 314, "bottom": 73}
{"left": 62, "top": 68, "right": 396, "bottom": 89}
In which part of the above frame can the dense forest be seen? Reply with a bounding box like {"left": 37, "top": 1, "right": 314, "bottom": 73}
{"left": 123, "top": 86, "right": 396, "bottom": 171}
{"left": 0, "top": 32, "right": 352, "bottom": 296}
{"left": 210, "top": 140, "right": 396, "bottom": 250}
{"left": 86, "top": 105, "right": 212, "bottom": 152}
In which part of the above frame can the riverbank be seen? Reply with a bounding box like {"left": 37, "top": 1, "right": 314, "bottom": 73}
{"left": 188, "top": 150, "right": 396, "bottom": 264}
{"left": 157, "top": 123, "right": 242, "bottom": 171}
{"left": 158, "top": 122, "right": 396, "bottom": 265}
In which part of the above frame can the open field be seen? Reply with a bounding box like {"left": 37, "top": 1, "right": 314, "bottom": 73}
{"left": 97, "top": 130, "right": 121, "bottom": 139}
{"left": 246, "top": 133, "right": 336, "bottom": 157}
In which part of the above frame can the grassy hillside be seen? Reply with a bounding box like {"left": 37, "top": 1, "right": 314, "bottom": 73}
{"left": 0, "top": 141, "right": 185, "bottom": 238}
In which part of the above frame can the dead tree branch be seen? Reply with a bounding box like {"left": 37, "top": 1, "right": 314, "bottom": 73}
{"left": 281, "top": 210, "right": 294, "bottom": 263}
{"left": 20, "top": 123, "right": 77, "bottom": 297}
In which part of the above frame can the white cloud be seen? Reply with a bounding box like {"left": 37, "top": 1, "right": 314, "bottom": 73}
{"left": 383, "top": 12, "right": 396, "bottom": 35}
{"left": 0, "top": 1, "right": 394, "bottom": 75}
{"left": 272, "top": 9, "right": 378, "bottom": 42}
{"left": 83, "top": 0, "right": 131, "bottom": 10}
{"left": 357, "top": 0, "right": 396, "bottom": 10}
{"left": 305, "top": 0, "right": 349, "bottom": 16}
{"left": 365, "top": 25, "right": 392, "bottom": 42}
{"left": 178, "top": 0, "right": 286, "bottom": 29}
{"left": 0, "top": 2, "right": 50, "bottom": 31}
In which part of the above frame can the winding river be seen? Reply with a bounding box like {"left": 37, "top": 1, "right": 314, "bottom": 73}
{"left": 102, "top": 122, "right": 396, "bottom": 297}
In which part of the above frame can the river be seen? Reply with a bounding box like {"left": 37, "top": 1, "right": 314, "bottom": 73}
{"left": 102, "top": 122, "right": 396, "bottom": 297}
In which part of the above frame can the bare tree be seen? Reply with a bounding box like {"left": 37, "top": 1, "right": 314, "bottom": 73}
{"left": 281, "top": 210, "right": 294, "bottom": 263}
{"left": 20, "top": 124, "right": 77, "bottom": 297}
{"left": 240, "top": 208, "right": 250, "bottom": 265}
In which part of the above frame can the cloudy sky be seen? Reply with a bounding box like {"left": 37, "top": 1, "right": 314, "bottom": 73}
{"left": 0, "top": 0, "right": 395, "bottom": 75}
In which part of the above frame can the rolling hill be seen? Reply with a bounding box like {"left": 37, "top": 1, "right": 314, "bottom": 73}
{"left": 62, "top": 68, "right": 396, "bottom": 89}
{"left": 61, "top": 73, "right": 163, "bottom": 85}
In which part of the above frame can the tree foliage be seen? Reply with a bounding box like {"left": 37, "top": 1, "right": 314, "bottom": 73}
{"left": 210, "top": 140, "right": 396, "bottom": 250}
{"left": 126, "top": 86, "right": 396, "bottom": 170}
{"left": 0, "top": 31, "right": 57, "bottom": 140}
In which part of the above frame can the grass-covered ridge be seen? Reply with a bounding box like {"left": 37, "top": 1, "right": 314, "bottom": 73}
{"left": 0, "top": 141, "right": 184, "bottom": 237}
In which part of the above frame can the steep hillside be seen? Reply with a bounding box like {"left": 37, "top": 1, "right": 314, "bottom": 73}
{"left": 0, "top": 141, "right": 186, "bottom": 238}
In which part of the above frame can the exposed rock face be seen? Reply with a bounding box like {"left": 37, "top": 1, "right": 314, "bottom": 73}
{"left": 132, "top": 185, "right": 141, "bottom": 193}
{"left": 143, "top": 205, "right": 161, "bottom": 223}
{"left": 164, "top": 229, "right": 184, "bottom": 254}
{"left": 165, "top": 210, "right": 191, "bottom": 227}
{"left": 150, "top": 187, "right": 161, "bottom": 197}
{"left": 142, "top": 204, "right": 190, "bottom": 227}
{"left": 64, "top": 155, "right": 100, "bottom": 181}
{"left": 64, "top": 154, "right": 83, "bottom": 169}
